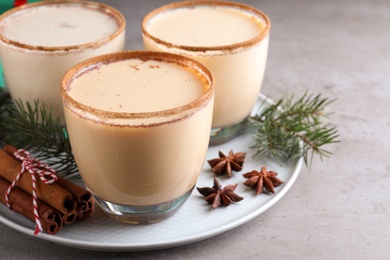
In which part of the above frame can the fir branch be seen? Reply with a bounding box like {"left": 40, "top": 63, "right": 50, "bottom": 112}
{"left": 0, "top": 93, "right": 78, "bottom": 178}
{"left": 249, "top": 92, "right": 340, "bottom": 167}
{"left": 0, "top": 88, "right": 339, "bottom": 177}
{"left": 0, "top": 89, "right": 12, "bottom": 141}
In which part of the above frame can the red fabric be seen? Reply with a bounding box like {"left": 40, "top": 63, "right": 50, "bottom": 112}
{"left": 14, "top": 0, "right": 28, "bottom": 7}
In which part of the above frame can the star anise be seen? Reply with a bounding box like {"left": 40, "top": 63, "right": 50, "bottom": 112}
{"left": 242, "top": 166, "right": 284, "bottom": 195}
{"left": 207, "top": 150, "right": 246, "bottom": 178}
{"left": 196, "top": 178, "right": 244, "bottom": 208}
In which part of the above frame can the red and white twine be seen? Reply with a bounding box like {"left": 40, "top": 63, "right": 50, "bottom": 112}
{"left": 5, "top": 149, "right": 57, "bottom": 235}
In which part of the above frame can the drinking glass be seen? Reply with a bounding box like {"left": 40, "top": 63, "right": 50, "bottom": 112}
{"left": 142, "top": 0, "right": 270, "bottom": 144}
{"left": 0, "top": 1, "right": 126, "bottom": 122}
{"left": 61, "top": 51, "right": 214, "bottom": 224}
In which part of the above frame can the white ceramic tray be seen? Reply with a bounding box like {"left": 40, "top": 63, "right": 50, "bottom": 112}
{"left": 0, "top": 94, "right": 303, "bottom": 252}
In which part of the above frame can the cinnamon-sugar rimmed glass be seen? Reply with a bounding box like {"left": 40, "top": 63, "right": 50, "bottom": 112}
{"left": 0, "top": 1, "right": 125, "bottom": 122}
{"left": 61, "top": 50, "right": 214, "bottom": 224}
{"left": 142, "top": 0, "right": 271, "bottom": 145}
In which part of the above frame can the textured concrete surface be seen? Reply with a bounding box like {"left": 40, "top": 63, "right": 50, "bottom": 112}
{"left": 1, "top": 0, "right": 390, "bottom": 259}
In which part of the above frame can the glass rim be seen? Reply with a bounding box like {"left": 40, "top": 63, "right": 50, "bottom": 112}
{"left": 61, "top": 50, "right": 215, "bottom": 126}
{"left": 0, "top": 0, "right": 126, "bottom": 52}
{"left": 142, "top": 0, "right": 271, "bottom": 53}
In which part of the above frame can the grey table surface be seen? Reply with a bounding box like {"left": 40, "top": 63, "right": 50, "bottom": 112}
{"left": 1, "top": 0, "right": 389, "bottom": 259}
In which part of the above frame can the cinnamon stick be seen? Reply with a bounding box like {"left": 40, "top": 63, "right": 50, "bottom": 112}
{"left": 0, "top": 147, "right": 76, "bottom": 214}
{"left": 61, "top": 210, "right": 78, "bottom": 225}
{"left": 56, "top": 176, "right": 94, "bottom": 220}
{"left": 0, "top": 177, "right": 63, "bottom": 235}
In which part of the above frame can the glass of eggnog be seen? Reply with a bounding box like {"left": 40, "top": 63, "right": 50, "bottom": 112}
{"left": 0, "top": 1, "right": 125, "bottom": 122}
{"left": 61, "top": 51, "right": 214, "bottom": 224}
{"left": 142, "top": 0, "right": 271, "bottom": 145}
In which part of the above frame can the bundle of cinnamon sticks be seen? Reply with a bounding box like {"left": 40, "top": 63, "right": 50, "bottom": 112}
{"left": 0, "top": 145, "right": 94, "bottom": 235}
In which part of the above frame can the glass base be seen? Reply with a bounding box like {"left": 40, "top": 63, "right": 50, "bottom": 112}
{"left": 209, "top": 118, "right": 248, "bottom": 146}
{"left": 93, "top": 189, "right": 193, "bottom": 224}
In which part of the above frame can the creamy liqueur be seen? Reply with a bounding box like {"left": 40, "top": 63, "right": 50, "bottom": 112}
{"left": 143, "top": 3, "right": 270, "bottom": 128}
{"left": 0, "top": 4, "right": 119, "bottom": 46}
{"left": 63, "top": 53, "right": 214, "bottom": 206}
{"left": 68, "top": 60, "right": 207, "bottom": 113}
{"left": 146, "top": 7, "right": 263, "bottom": 47}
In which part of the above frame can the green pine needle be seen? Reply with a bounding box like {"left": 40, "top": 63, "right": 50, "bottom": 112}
{"left": 0, "top": 89, "right": 78, "bottom": 178}
{"left": 248, "top": 92, "right": 340, "bottom": 167}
